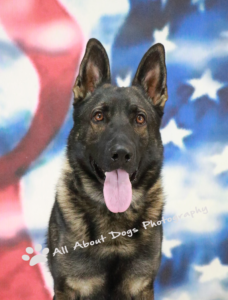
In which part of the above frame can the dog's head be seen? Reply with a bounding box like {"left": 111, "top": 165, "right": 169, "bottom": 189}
{"left": 68, "top": 38, "right": 168, "bottom": 213}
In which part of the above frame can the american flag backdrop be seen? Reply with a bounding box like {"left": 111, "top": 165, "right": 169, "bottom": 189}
{"left": 0, "top": 0, "right": 228, "bottom": 299}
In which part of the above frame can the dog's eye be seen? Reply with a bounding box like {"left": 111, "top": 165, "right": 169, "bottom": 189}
{"left": 136, "top": 114, "right": 145, "bottom": 124}
{"left": 94, "top": 112, "right": 104, "bottom": 122}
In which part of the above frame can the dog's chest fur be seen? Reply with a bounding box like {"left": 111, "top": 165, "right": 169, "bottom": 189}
{"left": 48, "top": 158, "right": 163, "bottom": 298}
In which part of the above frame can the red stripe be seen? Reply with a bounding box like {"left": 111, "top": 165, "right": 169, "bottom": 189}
{"left": 0, "top": 0, "right": 84, "bottom": 298}
{"left": 0, "top": 0, "right": 84, "bottom": 187}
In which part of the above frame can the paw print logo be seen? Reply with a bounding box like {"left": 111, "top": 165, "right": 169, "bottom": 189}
{"left": 22, "top": 244, "right": 49, "bottom": 266}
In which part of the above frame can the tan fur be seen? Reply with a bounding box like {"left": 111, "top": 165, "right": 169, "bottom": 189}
{"left": 73, "top": 76, "right": 86, "bottom": 100}
{"left": 159, "top": 87, "right": 168, "bottom": 108}
{"left": 80, "top": 174, "right": 104, "bottom": 203}
{"left": 55, "top": 287, "right": 75, "bottom": 300}
{"left": 51, "top": 155, "right": 164, "bottom": 299}
{"left": 146, "top": 178, "right": 164, "bottom": 220}
{"left": 101, "top": 83, "right": 112, "bottom": 89}
{"left": 57, "top": 155, "right": 164, "bottom": 246}
{"left": 66, "top": 276, "right": 105, "bottom": 297}
{"left": 57, "top": 159, "right": 88, "bottom": 240}
{"left": 127, "top": 277, "right": 151, "bottom": 296}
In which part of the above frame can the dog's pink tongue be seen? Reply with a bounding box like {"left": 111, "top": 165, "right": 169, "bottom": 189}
{"left": 103, "top": 169, "right": 132, "bottom": 213}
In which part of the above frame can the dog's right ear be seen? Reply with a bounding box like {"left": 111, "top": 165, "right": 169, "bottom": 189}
{"left": 73, "top": 38, "right": 111, "bottom": 102}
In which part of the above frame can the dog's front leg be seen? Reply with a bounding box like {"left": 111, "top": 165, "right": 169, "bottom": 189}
{"left": 54, "top": 289, "right": 76, "bottom": 300}
{"left": 54, "top": 291, "right": 70, "bottom": 300}
{"left": 111, "top": 292, "right": 132, "bottom": 300}
{"left": 54, "top": 291, "right": 67, "bottom": 300}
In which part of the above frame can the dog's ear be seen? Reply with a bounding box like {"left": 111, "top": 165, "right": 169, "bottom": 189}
{"left": 73, "top": 38, "right": 111, "bottom": 102}
{"left": 132, "top": 43, "right": 168, "bottom": 109}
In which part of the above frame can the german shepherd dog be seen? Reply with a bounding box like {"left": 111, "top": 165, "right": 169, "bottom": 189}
{"left": 47, "top": 38, "right": 168, "bottom": 300}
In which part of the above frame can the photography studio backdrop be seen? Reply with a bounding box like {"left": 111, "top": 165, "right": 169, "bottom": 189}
{"left": 0, "top": 0, "right": 228, "bottom": 299}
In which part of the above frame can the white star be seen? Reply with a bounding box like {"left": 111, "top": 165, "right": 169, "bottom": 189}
{"left": 160, "top": 119, "right": 192, "bottom": 149}
{"left": 194, "top": 258, "right": 228, "bottom": 283}
{"left": 209, "top": 146, "right": 228, "bottom": 175}
{"left": 192, "top": 0, "right": 206, "bottom": 12}
{"left": 162, "top": 237, "right": 182, "bottom": 258}
{"left": 116, "top": 72, "right": 131, "bottom": 87}
{"left": 187, "top": 69, "right": 225, "bottom": 102}
{"left": 153, "top": 24, "right": 176, "bottom": 52}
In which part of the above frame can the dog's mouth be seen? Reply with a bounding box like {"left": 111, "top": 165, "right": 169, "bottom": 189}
{"left": 90, "top": 157, "right": 137, "bottom": 213}
{"left": 90, "top": 157, "right": 137, "bottom": 183}
{"left": 91, "top": 159, "right": 106, "bottom": 182}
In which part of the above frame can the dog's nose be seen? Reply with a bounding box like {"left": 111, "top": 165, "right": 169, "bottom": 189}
{"left": 111, "top": 145, "right": 133, "bottom": 164}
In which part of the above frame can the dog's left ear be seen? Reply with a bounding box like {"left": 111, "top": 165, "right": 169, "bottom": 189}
{"left": 73, "top": 38, "right": 111, "bottom": 102}
{"left": 132, "top": 43, "right": 168, "bottom": 109}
